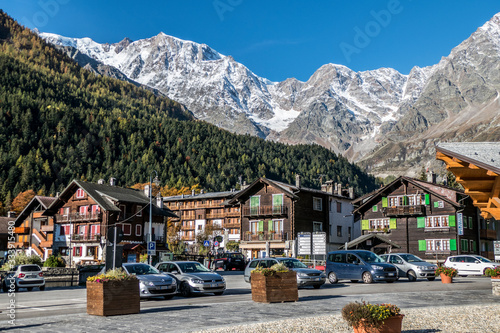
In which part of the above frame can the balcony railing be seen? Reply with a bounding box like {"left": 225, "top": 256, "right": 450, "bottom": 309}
{"left": 243, "top": 231, "right": 289, "bottom": 242}
{"left": 223, "top": 222, "right": 240, "bottom": 228}
{"left": 14, "top": 241, "right": 29, "bottom": 248}
{"left": 41, "top": 225, "right": 54, "bottom": 232}
{"left": 71, "top": 234, "right": 100, "bottom": 242}
{"left": 56, "top": 212, "right": 102, "bottom": 222}
{"left": 14, "top": 227, "right": 30, "bottom": 234}
{"left": 480, "top": 229, "right": 497, "bottom": 240}
{"left": 243, "top": 205, "right": 288, "bottom": 217}
{"left": 385, "top": 205, "right": 425, "bottom": 217}
{"left": 144, "top": 234, "right": 165, "bottom": 243}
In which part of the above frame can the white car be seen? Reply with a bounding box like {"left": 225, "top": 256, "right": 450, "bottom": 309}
{"left": 2, "top": 264, "right": 45, "bottom": 292}
{"left": 444, "top": 255, "right": 499, "bottom": 276}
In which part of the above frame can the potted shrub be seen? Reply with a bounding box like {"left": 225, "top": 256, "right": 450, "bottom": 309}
{"left": 342, "top": 301, "right": 404, "bottom": 333}
{"left": 86, "top": 268, "right": 140, "bottom": 316}
{"left": 250, "top": 262, "right": 298, "bottom": 303}
{"left": 485, "top": 267, "right": 500, "bottom": 296}
{"left": 435, "top": 266, "right": 457, "bottom": 284}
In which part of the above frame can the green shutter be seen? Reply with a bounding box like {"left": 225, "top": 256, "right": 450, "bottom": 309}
{"left": 268, "top": 221, "right": 273, "bottom": 232}
{"left": 417, "top": 217, "right": 426, "bottom": 228}
{"left": 469, "top": 217, "right": 474, "bottom": 229}
{"left": 382, "top": 197, "right": 388, "bottom": 208}
{"left": 372, "top": 205, "right": 378, "bottom": 212}
{"left": 450, "top": 239, "right": 457, "bottom": 251}
{"left": 425, "top": 194, "right": 430, "bottom": 205}
{"left": 258, "top": 220, "right": 264, "bottom": 232}
{"left": 389, "top": 218, "right": 397, "bottom": 229}
{"left": 472, "top": 241, "right": 477, "bottom": 252}
{"left": 404, "top": 196, "right": 409, "bottom": 205}
{"left": 433, "top": 201, "right": 439, "bottom": 208}
{"left": 361, "top": 220, "right": 370, "bottom": 230}
{"left": 449, "top": 215, "right": 456, "bottom": 227}
{"left": 418, "top": 240, "right": 427, "bottom": 251}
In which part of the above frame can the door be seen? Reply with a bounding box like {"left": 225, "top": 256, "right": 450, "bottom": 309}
{"left": 345, "top": 253, "right": 364, "bottom": 279}
{"left": 448, "top": 256, "right": 467, "bottom": 274}
{"left": 388, "top": 255, "right": 407, "bottom": 276}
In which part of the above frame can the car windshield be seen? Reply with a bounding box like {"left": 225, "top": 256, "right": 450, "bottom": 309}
{"left": 124, "top": 264, "right": 159, "bottom": 275}
{"left": 474, "top": 256, "right": 492, "bottom": 263}
{"left": 357, "top": 252, "right": 384, "bottom": 263}
{"left": 228, "top": 253, "right": 245, "bottom": 259}
{"left": 178, "top": 262, "right": 211, "bottom": 273}
{"left": 20, "top": 265, "right": 41, "bottom": 272}
{"left": 400, "top": 254, "right": 425, "bottom": 263}
{"left": 280, "top": 259, "right": 308, "bottom": 269}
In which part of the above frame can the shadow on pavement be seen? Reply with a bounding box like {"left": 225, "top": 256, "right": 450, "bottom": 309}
{"left": 0, "top": 323, "right": 56, "bottom": 331}
{"left": 141, "top": 305, "right": 209, "bottom": 314}
{"left": 297, "top": 295, "right": 344, "bottom": 302}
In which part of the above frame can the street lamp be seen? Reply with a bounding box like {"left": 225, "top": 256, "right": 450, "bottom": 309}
{"left": 148, "top": 170, "right": 159, "bottom": 266}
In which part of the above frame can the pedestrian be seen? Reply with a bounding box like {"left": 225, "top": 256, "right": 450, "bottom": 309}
{"left": 208, "top": 251, "right": 213, "bottom": 269}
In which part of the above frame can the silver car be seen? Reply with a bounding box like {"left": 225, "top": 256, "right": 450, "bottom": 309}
{"left": 2, "top": 264, "right": 45, "bottom": 292}
{"left": 244, "top": 258, "right": 326, "bottom": 288}
{"left": 155, "top": 261, "right": 226, "bottom": 297}
{"left": 122, "top": 263, "right": 177, "bottom": 299}
{"left": 380, "top": 253, "right": 437, "bottom": 281}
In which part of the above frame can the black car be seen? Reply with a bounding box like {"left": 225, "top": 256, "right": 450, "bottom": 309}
{"left": 213, "top": 252, "right": 246, "bottom": 271}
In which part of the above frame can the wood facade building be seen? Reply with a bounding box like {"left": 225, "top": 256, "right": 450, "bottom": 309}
{"left": 353, "top": 176, "right": 484, "bottom": 261}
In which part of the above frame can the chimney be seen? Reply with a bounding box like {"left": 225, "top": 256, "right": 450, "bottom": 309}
{"left": 109, "top": 177, "right": 116, "bottom": 186}
{"left": 98, "top": 179, "right": 105, "bottom": 185}
{"left": 7, "top": 211, "right": 16, "bottom": 218}
{"left": 144, "top": 184, "right": 151, "bottom": 198}
{"left": 192, "top": 189, "right": 195, "bottom": 196}
{"left": 349, "top": 187, "right": 354, "bottom": 199}
{"left": 321, "top": 184, "right": 328, "bottom": 192}
{"left": 296, "top": 174, "right": 301, "bottom": 188}
{"left": 156, "top": 193, "right": 163, "bottom": 208}
{"left": 337, "top": 184, "right": 342, "bottom": 196}
{"left": 326, "top": 181, "right": 334, "bottom": 194}
{"left": 427, "top": 171, "right": 436, "bottom": 184}
{"left": 200, "top": 189, "right": 204, "bottom": 194}
{"left": 241, "top": 181, "right": 248, "bottom": 190}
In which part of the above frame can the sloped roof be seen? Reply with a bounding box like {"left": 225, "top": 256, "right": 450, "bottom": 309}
{"left": 163, "top": 190, "right": 239, "bottom": 202}
{"left": 437, "top": 142, "right": 500, "bottom": 174}
{"left": 338, "top": 233, "right": 401, "bottom": 249}
{"left": 14, "top": 196, "right": 57, "bottom": 227}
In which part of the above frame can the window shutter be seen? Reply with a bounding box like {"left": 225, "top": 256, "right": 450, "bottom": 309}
{"left": 389, "top": 218, "right": 397, "bottom": 229}
{"left": 425, "top": 194, "right": 430, "bottom": 205}
{"left": 417, "top": 217, "right": 425, "bottom": 228}
{"left": 472, "top": 241, "right": 477, "bottom": 252}
{"left": 449, "top": 215, "right": 456, "bottom": 227}
{"left": 372, "top": 205, "right": 378, "bottom": 212}
{"left": 433, "top": 201, "right": 439, "bottom": 208}
{"left": 418, "top": 240, "right": 426, "bottom": 251}
{"left": 268, "top": 221, "right": 273, "bottom": 232}
{"left": 258, "top": 220, "right": 264, "bottom": 232}
{"left": 450, "top": 239, "right": 457, "bottom": 251}
{"left": 382, "top": 197, "right": 388, "bottom": 208}
{"left": 404, "top": 196, "right": 409, "bottom": 205}
{"left": 361, "top": 220, "right": 369, "bottom": 230}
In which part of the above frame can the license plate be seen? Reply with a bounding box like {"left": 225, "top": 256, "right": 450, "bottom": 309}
{"left": 388, "top": 273, "right": 395, "bottom": 276}
{"left": 160, "top": 286, "right": 169, "bottom": 290}
{"left": 28, "top": 274, "right": 37, "bottom": 278}
{"left": 210, "top": 283, "right": 218, "bottom": 288}
{"left": 315, "top": 278, "right": 320, "bottom": 281}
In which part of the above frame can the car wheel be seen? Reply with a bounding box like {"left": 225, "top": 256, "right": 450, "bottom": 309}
{"left": 213, "top": 291, "right": 224, "bottom": 296}
{"left": 180, "top": 282, "right": 191, "bottom": 297}
{"left": 39, "top": 285, "right": 45, "bottom": 291}
{"left": 27, "top": 287, "right": 33, "bottom": 291}
{"left": 407, "top": 270, "right": 417, "bottom": 282}
{"left": 163, "top": 295, "right": 174, "bottom": 300}
{"left": 350, "top": 280, "right": 359, "bottom": 283}
{"left": 313, "top": 284, "right": 321, "bottom": 289}
{"left": 328, "top": 272, "right": 338, "bottom": 284}
{"left": 427, "top": 277, "right": 435, "bottom": 281}
{"left": 362, "top": 272, "right": 373, "bottom": 284}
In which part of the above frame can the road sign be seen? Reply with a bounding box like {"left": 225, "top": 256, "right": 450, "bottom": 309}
{"left": 107, "top": 226, "right": 124, "bottom": 244}
{"left": 494, "top": 241, "right": 500, "bottom": 260}
{"left": 457, "top": 213, "right": 464, "bottom": 236}
{"left": 214, "top": 241, "right": 219, "bottom": 247}
{"left": 297, "top": 232, "right": 311, "bottom": 255}
{"left": 312, "top": 232, "right": 326, "bottom": 255}
{"left": 147, "top": 241, "right": 156, "bottom": 255}
{"left": 203, "top": 240, "right": 210, "bottom": 247}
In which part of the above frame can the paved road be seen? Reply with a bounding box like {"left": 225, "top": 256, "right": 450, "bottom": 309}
{"left": 0, "top": 272, "right": 499, "bottom": 332}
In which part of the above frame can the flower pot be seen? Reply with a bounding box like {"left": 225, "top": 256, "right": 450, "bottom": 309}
{"left": 440, "top": 273, "right": 453, "bottom": 284}
{"left": 251, "top": 271, "right": 298, "bottom": 303}
{"left": 353, "top": 314, "right": 404, "bottom": 333}
{"left": 87, "top": 279, "right": 140, "bottom": 316}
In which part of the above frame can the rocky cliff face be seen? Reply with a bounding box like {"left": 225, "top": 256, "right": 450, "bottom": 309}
{"left": 40, "top": 13, "right": 500, "bottom": 178}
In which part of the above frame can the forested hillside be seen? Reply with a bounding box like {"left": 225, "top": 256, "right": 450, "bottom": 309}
{"left": 0, "top": 10, "right": 378, "bottom": 212}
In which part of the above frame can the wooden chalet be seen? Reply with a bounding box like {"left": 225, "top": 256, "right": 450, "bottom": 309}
{"left": 436, "top": 142, "right": 500, "bottom": 258}
{"left": 43, "top": 179, "right": 177, "bottom": 266}
{"left": 13, "top": 196, "right": 57, "bottom": 260}
{"left": 353, "top": 176, "right": 481, "bottom": 261}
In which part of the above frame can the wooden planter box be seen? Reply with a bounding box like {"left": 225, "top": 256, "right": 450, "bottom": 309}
{"left": 251, "top": 271, "right": 298, "bottom": 303}
{"left": 87, "top": 279, "right": 140, "bottom": 316}
{"left": 353, "top": 315, "right": 404, "bottom": 333}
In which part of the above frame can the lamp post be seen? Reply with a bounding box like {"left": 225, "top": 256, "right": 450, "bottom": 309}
{"left": 148, "top": 170, "right": 159, "bottom": 266}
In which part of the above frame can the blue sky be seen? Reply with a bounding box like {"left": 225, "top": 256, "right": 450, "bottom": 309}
{"left": 2, "top": 1, "right": 500, "bottom": 82}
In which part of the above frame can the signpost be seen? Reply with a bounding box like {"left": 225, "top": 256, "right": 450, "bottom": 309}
{"left": 203, "top": 240, "right": 210, "bottom": 247}
{"left": 312, "top": 232, "right": 326, "bottom": 268}
{"left": 494, "top": 241, "right": 500, "bottom": 261}
{"left": 457, "top": 213, "right": 464, "bottom": 236}
{"left": 297, "top": 232, "right": 311, "bottom": 256}
{"left": 147, "top": 241, "right": 156, "bottom": 256}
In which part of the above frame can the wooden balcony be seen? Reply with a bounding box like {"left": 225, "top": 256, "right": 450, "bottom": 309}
{"left": 71, "top": 234, "right": 101, "bottom": 242}
{"left": 14, "top": 227, "right": 30, "bottom": 234}
{"left": 243, "top": 231, "right": 289, "bottom": 242}
{"left": 40, "top": 240, "right": 53, "bottom": 248}
{"left": 14, "top": 241, "right": 29, "bottom": 248}
{"left": 223, "top": 222, "right": 240, "bottom": 228}
{"left": 242, "top": 205, "right": 288, "bottom": 217}
{"left": 225, "top": 211, "right": 241, "bottom": 217}
{"left": 56, "top": 212, "right": 102, "bottom": 222}
{"left": 41, "top": 225, "right": 54, "bottom": 232}
{"left": 480, "top": 229, "right": 497, "bottom": 240}
{"left": 385, "top": 205, "right": 425, "bottom": 217}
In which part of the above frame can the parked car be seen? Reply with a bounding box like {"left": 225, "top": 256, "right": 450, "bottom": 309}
{"left": 155, "top": 261, "right": 226, "bottom": 297}
{"left": 213, "top": 252, "right": 246, "bottom": 271}
{"left": 443, "top": 255, "right": 499, "bottom": 276}
{"left": 2, "top": 264, "right": 45, "bottom": 292}
{"left": 326, "top": 250, "right": 398, "bottom": 284}
{"left": 121, "top": 263, "right": 177, "bottom": 299}
{"left": 243, "top": 257, "right": 326, "bottom": 288}
{"left": 380, "top": 253, "right": 437, "bottom": 281}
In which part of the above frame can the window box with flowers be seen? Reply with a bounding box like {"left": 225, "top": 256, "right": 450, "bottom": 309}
{"left": 250, "top": 263, "right": 298, "bottom": 303}
{"left": 435, "top": 266, "right": 457, "bottom": 284}
{"left": 341, "top": 301, "right": 404, "bottom": 333}
{"left": 86, "top": 268, "right": 140, "bottom": 316}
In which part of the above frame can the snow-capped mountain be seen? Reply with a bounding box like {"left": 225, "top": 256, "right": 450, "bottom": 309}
{"left": 40, "top": 12, "right": 500, "bottom": 177}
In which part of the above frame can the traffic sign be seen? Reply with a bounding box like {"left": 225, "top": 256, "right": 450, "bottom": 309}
{"left": 312, "top": 232, "right": 326, "bottom": 255}
{"left": 214, "top": 241, "right": 219, "bottom": 247}
{"left": 297, "top": 232, "right": 311, "bottom": 255}
{"left": 203, "top": 240, "right": 210, "bottom": 247}
{"left": 147, "top": 241, "right": 156, "bottom": 255}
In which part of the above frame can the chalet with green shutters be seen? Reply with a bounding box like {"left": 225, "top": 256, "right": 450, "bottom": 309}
{"left": 352, "top": 176, "right": 480, "bottom": 261}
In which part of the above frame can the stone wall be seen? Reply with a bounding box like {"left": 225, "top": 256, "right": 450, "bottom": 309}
{"left": 492, "top": 278, "right": 500, "bottom": 296}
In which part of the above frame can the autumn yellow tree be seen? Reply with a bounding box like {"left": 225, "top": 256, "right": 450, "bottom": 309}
{"left": 11, "top": 189, "right": 36, "bottom": 213}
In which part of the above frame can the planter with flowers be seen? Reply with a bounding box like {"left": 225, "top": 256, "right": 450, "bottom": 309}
{"left": 435, "top": 266, "right": 457, "bottom": 284}
{"left": 251, "top": 262, "right": 298, "bottom": 303}
{"left": 342, "top": 301, "right": 404, "bottom": 333}
{"left": 485, "top": 267, "right": 500, "bottom": 296}
{"left": 86, "top": 268, "right": 140, "bottom": 316}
